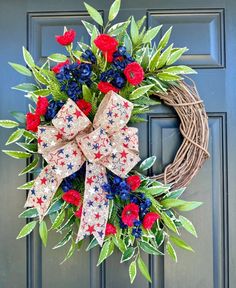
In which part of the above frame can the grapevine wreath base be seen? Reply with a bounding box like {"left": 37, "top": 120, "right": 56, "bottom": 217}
{"left": 0, "top": 0, "right": 210, "bottom": 284}
{"left": 154, "top": 81, "right": 210, "bottom": 189}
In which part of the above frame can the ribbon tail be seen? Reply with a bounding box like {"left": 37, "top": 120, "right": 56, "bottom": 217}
{"left": 76, "top": 162, "right": 109, "bottom": 246}
{"left": 24, "top": 165, "right": 62, "bottom": 221}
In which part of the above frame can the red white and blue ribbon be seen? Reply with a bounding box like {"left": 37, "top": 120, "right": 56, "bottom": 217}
{"left": 25, "top": 91, "right": 140, "bottom": 245}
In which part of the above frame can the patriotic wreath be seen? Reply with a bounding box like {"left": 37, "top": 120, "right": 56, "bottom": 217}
{"left": 0, "top": 0, "right": 209, "bottom": 284}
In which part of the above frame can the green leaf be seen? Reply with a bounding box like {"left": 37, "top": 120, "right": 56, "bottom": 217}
{"left": 46, "top": 199, "right": 64, "bottom": 215}
{"left": 18, "top": 208, "right": 38, "bottom": 218}
{"left": 113, "top": 236, "right": 126, "bottom": 253}
{"left": 84, "top": 2, "right": 103, "bottom": 26}
{"left": 155, "top": 230, "right": 165, "bottom": 246}
{"left": 179, "top": 216, "right": 197, "bottom": 237}
{"left": 39, "top": 220, "right": 48, "bottom": 247}
{"left": 81, "top": 20, "right": 99, "bottom": 37}
{"left": 139, "top": 156, "right": 156, "bottom": 171}
{"left": 149, "top": 48, "right": 161, "bottom": 71}
{"left": 72, "top": 50, "right": 83, "bottom": 59}
{"left": 157, "top": 72, "right": 182, "bottom": 82}
{"left": 9, "top": 62, "right": 32, "bottom": 76}
{"left": 166, "top": 47, "right": 188, "bottom": 65}
{"left": 156, "top": 44, "right": 173, "bottom": 69}
{"left": 166, "top": 241, "right": 177, "bottom": 262}
{"left": 11, "top": 112, "right": 26, "bottom": 124}
{"left": 22, "top": 47, "right": 35, "bottom": 68}
{"left": 161, "top": 198, "right": 188, "bottom": 209}
{"left": 129, "top": 84, "right": 154, "bottom": 100}
{"left": 130, "top": 16, "right": 139, "bottom": 44}
{"left": 168, "top": 188, "right": 186, "bottom": 199}
{"left": 82, "top": 85, "right": 92, "bottom": 102}
{"left": 51, "top": 210, "right": 65, "bottom": 230}
{"left": 2, "top": 150, "right": 31, "bottom": 159}
{"left": 137, "top": 256, "right": 152, "bottom": 283}
{"left": 19, "top": 156, "right": 39, "bottom": 176}
{"left": 12, "top": 83, "right": 38, "bottom": 92}
{"left": 61, "top": 239, "right": 77, "bottom": 264}
{"left": 164, "top": 65, "right": 196, "bottom": 75}
{"left": 129, "top": 260, "right": 137, "bottom": 284}
{"left": 23, "top": 130, "right": 37, "bottom": 140}
{"left": 108, "top": 0, "right": 121, "bottom": 22}
{"left": 108, "top": 21, "right": 130, "bottom": 37}
{"left": 17, "top": 221, "right": 37, "bottom": 239}
{"left": 33, "top": 89, "right": 51, "bottom": 96}
{"left": 143, "top": 25, "right": 162, "bottom": 43}
{"left": 53, "top": 230, "right": 73, "bottom": 249}
{"left": 32, "top": 69, "right": 49, "bottom": 85}
{"left": 48, "top": 53, "right": 68, "bottom": 62}
{"left": 120, "top": 247, "right": 135, "bottom": 263}
{"left": 97, "top": 240, "right": 111, "bottom": 266}
{"left": 123, "top": 32, "right": 133, "bottom": 54}
{"left": 0, "top": 120, "right": 19, "bottom": 128}
{"left": 170, "top": 235, "right": 194, "bottom": 252}
{"left": 17, "top": 180, "right": 35, "bottom": 190}
{"left": 139, "top": 240, "right": 163, "bottom": 255}
{"left": 5, "top": 129, "right": 24, "bottom": 145}
{"left": 137, "top": 16, "right": 146, "bottom": 30}
{"left": 142, "top": 186, "right": 168, "bottom": 196}
{"left": 161, "top": 212, "right": 179, "bottom": 234}
{"left": 177, "top": 201, "right": 203, "bottom": 211}
{"left": 158, "top": 26, "right": 172, "bottom": 50}
{"left": 86, "top": 237, "right": 99, "bottom": 251}
{"left": 16, "top": 142, "right": 37, "bottom": 153}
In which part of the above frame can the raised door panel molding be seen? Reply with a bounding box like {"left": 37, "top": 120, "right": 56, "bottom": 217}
{"left": 147, "top": 9, "right": 225, "bottom": 68}
{"left": 148, "top": 113, "right": 228, "bottom": 288}
{"left": 27, "top": 11, "right": 103, "bottom": 64}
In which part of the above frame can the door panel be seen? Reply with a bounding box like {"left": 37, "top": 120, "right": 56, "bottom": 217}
{"left": 0, "top": 0, "right": 235, "bottom": 287}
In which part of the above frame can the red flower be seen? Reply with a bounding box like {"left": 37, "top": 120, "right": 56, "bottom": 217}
{"left": 76, "top": 99, "right": 92, "bottom": 116}
{"left": 26, "top": 113, "right": 41, "bottom": 132}
{"left": 94, "top": 34, "right": 118, "bottom": 52}
{"left": 55, "top": 29, "right": 76, "bottom": 46}
{"left": 124, "top": 62, "right": 144, "bottom": 86}
{"left": 126, "top": 175, "right": 141, "bottom": 191}
{"left": 62, "top": 190, "right": 81, "bottom": 206}
{"left": 75, "top": 205, "right": 83, "bottom": 218}
{"left": 35, "top": 96, "right": 49, "bottom": 116}
{"left": 142, "top": 212, "right": 160, "bottom": 229}
{"left": 105, "top": 223, "right": 117, "bottom": 236}
{"left": 97, "top": 81, "right": 119, "bottom": 94}
{"left": 121, "top": 203, "right": 139, "bottom": 227}
{"left": 52, "top": 59, "right": 70, "bottom": 73}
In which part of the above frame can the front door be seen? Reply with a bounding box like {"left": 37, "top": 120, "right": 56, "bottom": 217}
{"left": 0, "top": 0, "right": 235, "bottom": 287}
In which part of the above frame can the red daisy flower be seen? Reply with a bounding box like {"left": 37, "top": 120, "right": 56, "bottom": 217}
{"left": 126, "top": 175, "right": 141, "bottom": 191}
{"left": 76, "top": 99, "right": 92, "bottom": 116}
{"left": 75, "top": 205, "right": 83, "bottom": 218}
{"left": 121, "top": 203, "right": 139, "bottom": 227}
{"left": 62, "top": 190, "right": 81, "bottom": 206}
{"left": 105, "top": 223, "right": 117, "bottom": 236}
{"left": 124, "top": 62, "right": 144, "bottom": 86}
{"left": 55, "top": 29, "right": 76, "bottom": 46}
{"left": 35, "top": 96, "right": 49, "bottom": 116}
{"left": 52, "top": 59, "right": 70, "bottom": 74}
{"left": 26, "top": 112, "right": 41, "bottom": 132}
{"left": 97, "top": 81, "right": 119, "bottom": 94}
{"left": 142, "top": 212, "right": 160, "bottom": 229}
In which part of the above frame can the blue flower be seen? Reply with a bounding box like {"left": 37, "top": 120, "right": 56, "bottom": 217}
{"left": 77, "top": 63, "right": 92, "bottom": 82}
{"left": 113, "top": 176, "right": 122, "bottom": 185}
{"left": 119, "top": 220, "right": 128, "bottom": 229}
{"left": 133, "top": 219, "right": 142, "bottom": 227}
{"left": 132, "top": 227, "right": 142, "bottom": 238}
{"left": 82, "top": 49, "right": 97, "bottom": 64}
{"left": 102, "top": 183, "right": 111, "bottom": 192}
{"left": 45, "top": 100, "right": 65, "bottom": 121}
{"left": 111, "top": 73, "right": 126, "bottom": 89}
{"left": 67, "top": 81, "right": 82, "bottom": 101}
{"left": 106, "top": 193, "right": 114, "bottom": 200}
{"left": 61, "top": 179, "right": 73, "bottom": 192}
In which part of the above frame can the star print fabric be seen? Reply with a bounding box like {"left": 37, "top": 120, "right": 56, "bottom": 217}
{"left": 24, "top": 91, "right": 140, "bottom": 245}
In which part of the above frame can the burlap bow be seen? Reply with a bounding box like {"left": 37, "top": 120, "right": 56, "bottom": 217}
{"left": 25, "top": 91, "right": 140, "bottom": 245}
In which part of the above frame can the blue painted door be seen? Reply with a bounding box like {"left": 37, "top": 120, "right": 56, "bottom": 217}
{"left": 0, "top": 0, "right": 235, "bottom": 287}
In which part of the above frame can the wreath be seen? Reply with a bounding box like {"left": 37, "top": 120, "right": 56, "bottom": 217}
{"left": 0, "top": 0, "right": 209, "bottom": 284}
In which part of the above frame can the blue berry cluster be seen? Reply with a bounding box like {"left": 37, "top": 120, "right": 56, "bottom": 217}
{"left": 45, "top": 100, "right": 64, "bottom": 121}
{"left": 100, "top": 45, "right": 134, "bottom": 90}
{"left": 61, "top": 171, "right": 79, "bottom": 192}
{"left": 56, "top": 51, "right": 95, "bottom": 101}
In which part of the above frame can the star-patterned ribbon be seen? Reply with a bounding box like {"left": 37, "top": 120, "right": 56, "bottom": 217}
{"left": 24, "top": 91, "right": 140, "bottom": 245}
